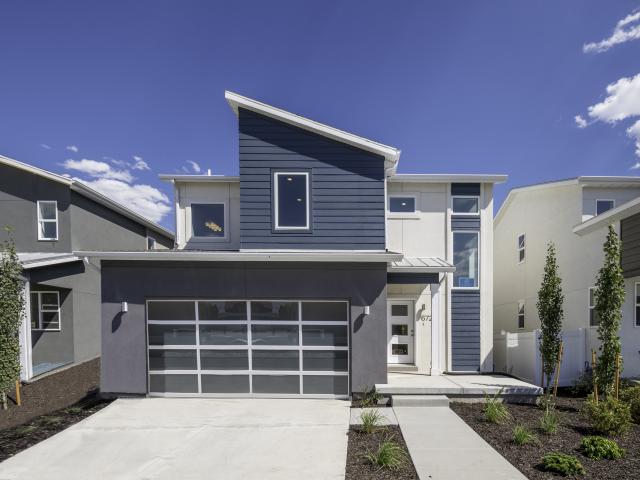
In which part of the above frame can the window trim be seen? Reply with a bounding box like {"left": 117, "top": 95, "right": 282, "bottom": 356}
{"left": 451, "top": 230, "right": 480, "bottom": 290}
{"left": 387, "top": 193, "right": 419, "bottom": 216}
{"left": 451, "top": 195, "right": 480, "bottom": 216}
{"left": 635, "top": 282, "right": 640, "bottom": 328}
{"left": 273, "top": 171, "right": 310, "bottom": 231}
{"left": 517, "top": 233, "right": 526, "bottom": 264}
{"left": 36, "top": 200, "right": 59, "bottom": 241}
{"left": 595, "top": 199, "right": 615, "bottom": 216}
{"left": 188, "top": 201, "right": 229, "bottom": 242}
{"left": 588, "top": 286, "right": 599, "bottom": 327}
{"left": 30, "top": 291, "right": 61, "bottom": 332}
{"left": 517, "top": 300, "right": 525, "bottom": 330}
{"left": 147, "top": 236, "right": 157, "bottom": 250}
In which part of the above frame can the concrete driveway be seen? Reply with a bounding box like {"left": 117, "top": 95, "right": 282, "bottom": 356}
{"left": 0, "top": 398, "right": 350, "bottom": 480}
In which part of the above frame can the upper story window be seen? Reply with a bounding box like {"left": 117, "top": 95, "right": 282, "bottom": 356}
{"left": 589, "top": 287, "right": 600, "bottom": 326}
{"left": 191, "top": 203, "right": 226, "bottom": 239}
{"left": 453, "top": 231, "right": 479, "bottom": 289}
{"left": 37, "top": 200, "right": 58, "bottom": 241}
{"left": 518, "top": 234, "right": 526, "bottom": 263}
{"left": 147, "top": 236, "right": 157, "bottom": 250}
{"left": 635, "top": 283, "right": 640, "bottom": 327}
{"left": 274, "top": 172, "right": 309, "bottom": 230}
{"left": 517, "top": 301, "right": 525, "bottom": 329}
{"left": 596, "top": 199, "right": 615, "bottom": 216}
{"left": 30, "top": 291, "right": 61, "bottom": 331}
{"left": 388, "top": 195, "right": 416, "bottom": 213}
{"left": 452, "top": 196, "right": 479, "bottom": 215}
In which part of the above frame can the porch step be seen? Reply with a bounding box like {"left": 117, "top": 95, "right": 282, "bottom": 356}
{"left": 391, "top": 394, "right": 450, "bottom": 407}
{"left": 387, "top": 364, "right": 419, "bottom": 373}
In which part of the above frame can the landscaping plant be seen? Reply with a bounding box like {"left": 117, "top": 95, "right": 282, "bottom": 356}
{"left": 0, "top": 233, "right": 24, "bottom": 410}
{"left": 358, "top": 386, "right": 382, "bottom": 408}
{"left": 539, "top": 403, "right": 560, "bottom": 434}
{"left": 364, "top": 438, "right": 408, "bottom": 471}
{"left": 580, "top": 436, "right": 625, "bottom": 460}
{"left": 359, "top": 408, "right": 384, "bottom": 434}
{"left": 620, "top": 385, "right": 640, "bottom": 423}
{"left": 594, "top": 225, "right": 625, "bottom": 397}
{"left": 583, "top": 394, "right": 631, "bottom": 435}
{"left": 536, "top": 243, "right": 564, "bottom": 397}
{"left": 482, "top": 389, "right": 512, "bottom": 424}
{"left": 512, "top": 424, "right": 537, "bottom": 445}
{"left": 541, "top": 452, "right": 585, "bottom": 476}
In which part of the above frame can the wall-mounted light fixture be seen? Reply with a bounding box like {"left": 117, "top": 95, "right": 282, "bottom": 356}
{"left": 363, "top": 305, "right": 370, "bottom": 316}
{"left": 121, "top": 302, "right": 128, "bottom": 313}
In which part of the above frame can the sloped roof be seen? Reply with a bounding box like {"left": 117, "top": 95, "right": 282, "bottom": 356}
{"left": 388, "top": 256, "right": 455, "bottom": 273}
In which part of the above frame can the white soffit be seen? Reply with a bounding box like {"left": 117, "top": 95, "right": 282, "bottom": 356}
{"left": 388, "top": 256, "right": 455, "bottom": 273}
{"left": 17, "top": 253, "right": 81, "bottom": 270}
{"left": 389, "top": 174, "right": 507, "bottom": 184}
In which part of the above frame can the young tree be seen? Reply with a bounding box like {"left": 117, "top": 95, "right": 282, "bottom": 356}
{"left": 537, "top": 243, "right": 564, "bottom": 393}
{"left": 0, "top": 232, "right": 23, "bottom": 410}
{"left": 595, "top": 225, "right": 625, "bottom": 396}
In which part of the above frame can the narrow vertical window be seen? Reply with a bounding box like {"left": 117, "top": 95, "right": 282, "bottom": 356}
{"left": 452, "top": 231, "right": 479, "bottom": 288}
{"left": 37, "top": 201, "right": 58, "bottom": 240}
{"left": 589, "top": 287, "right": 600, "bottom": 326}
{"left": 147, "top": 236, "right": 157, "bottom": 250}
{"left": 517, "top": 301, "right": 525, "bottom": 329}
{"left": 30, "top": 291, "right": 61, "bottom": 331}
{"left": 635, "top": 283, "right": 640, "bottom": 327}
{"left": 518, "top": 234, "right": 525, "bottom": 263}
{"left": 274, "top": 172, "right": 309, "bottom": 230}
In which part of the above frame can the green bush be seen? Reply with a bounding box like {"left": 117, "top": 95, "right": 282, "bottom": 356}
{"left": 512, "top": 425, "right": 537, "bottom": 445}
{"left": 542, "top": 452, "right": 585, "bottom": 476}
{"left": 364, "top": 439, "right": 408, "bottom": 470}
{"left": 583, "top": 395, "right": 632, "bottom": 435}
{"left": 359, "top": 409, "right": 384, "bottom": 434}
{"left": 580, "top": 436, "right": 625, "bottom": 460}
{"left": 539, "top": 403, "right": 560, "bottom": 434}
{"left": 620, "top": 385, "right": 640, "bottom": 424}
{"left": 571, "top": 370, "right": 593, "bottom": 397}
{"left": 483, "top": 389, "right": 512, "bottom": 424}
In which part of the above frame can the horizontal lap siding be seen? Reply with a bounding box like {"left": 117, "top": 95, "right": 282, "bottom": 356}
{"left": 451, "top": 216, "right": 481, "bottom": 230}
{"left": 622, "top": 212, "right": 640, "bottom": 278}
{"left": 239, "top": 109, "right": 386, "bottom": 249}
{"left": 451, "top": 291, "right": 481, "bottom": 371}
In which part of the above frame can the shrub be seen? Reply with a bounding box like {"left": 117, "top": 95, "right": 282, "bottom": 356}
{"left": 580, "top": 436, "right": 625, "bottom": 460}
{"left": 364, "top": 439, "right": 408, "bottom": 470}
{"left": 483, "top": 389, "right": 512, "bottom": 424}
{"left": 358, "top": 386, "right": 382, "bottom": 408}
{"left": 583, "top": 395, "right": 631, "bottom": 435}
{"left": 620, "top": 385, "right": 640, "bottom": 423}
{"left": 542, "top": 452, "right": 585, "bottom": 476}
{"left": 539, "top": 403, "right": 560, "bottom": 434}
{"left": 512, "top": 425, "right": 537, "bottom": 445}
{"left": 360, "top": 409, "right": 384, "bottom": 434}
{"left": 571, "top": 370, "right": 593, "bottom": 397}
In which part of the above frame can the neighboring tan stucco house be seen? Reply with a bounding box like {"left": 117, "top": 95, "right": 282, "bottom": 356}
{"left": 80, "top": 92, "right": 505, "bottom": 399}
{"left": 494, "top": 177, "right": 640, "bottom": 378}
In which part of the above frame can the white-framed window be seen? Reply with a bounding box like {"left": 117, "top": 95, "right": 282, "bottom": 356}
{"left": 37, "top": 200, "right": 58, "bottom": 241}
{"left": 274, "top": 172, "right": 310, "bottom": 230}
{"left": 517, "top": 301, "right": 525, "bottom": 329}
{"left": 147, "top": 236, "right": 157, "bottom": 250}
{"left": 452, "top": 195, "right": 479, "bottom": 215}
{"left": 517, "top": 233, "right": 526, "bottom": 263}
{"left": 589, "top": 287, "right": 600, "bottom": 326}
{"left": 30, "top": 291, "right": 61, "bottom": 331}
{"left": 388, "top": 194, "right": 417, "bottom": 214}
{"left": 596, "top": 199, "right": 615, "bottom": 216}
{"left": 189, "top": 203, "right": 227, "bottom": 240}
{"left": 635, "top": 283, "right": 640, "bottom": 327}
{"left": 452, "top": 231, "right": 479, "bottom": 289}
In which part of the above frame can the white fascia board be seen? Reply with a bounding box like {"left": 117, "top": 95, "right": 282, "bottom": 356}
{"left": 573, "top": 196, "right": 640, "bottom": 236}
{"left": 389, "top": 174, "right": 508, "bottom": 184}
{"left": 387, "top": 265, "right": 456, "bottom": 273}
{"left": 76, "top": 250, "right": 404, "bottom": 263}
{"left": 577, "top": 176, "right": 640, "bottom": 187}
{"left": 21, "top": 255, "right": 81, "bottom": 270}
{"left": 159, "top": 174, "right": 240, "bottom": 183}
{"left": 224, "top": 91, "right": 401, "bottom": 172}
{"left": 0, "top": 154, "right": 72, "bottom": 186}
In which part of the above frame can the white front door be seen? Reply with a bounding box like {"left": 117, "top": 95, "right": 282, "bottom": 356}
{"left": 387, "top": 301, "right": 414, "bottom": 364}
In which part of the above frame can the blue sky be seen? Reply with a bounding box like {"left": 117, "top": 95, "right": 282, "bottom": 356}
{"left": 1, "top": 1, "right": 640, "bottom": 230}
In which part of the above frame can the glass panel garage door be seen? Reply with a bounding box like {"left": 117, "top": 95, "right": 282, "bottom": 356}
{"left": 147, "top": 300, "right": 349, "bottom": 398}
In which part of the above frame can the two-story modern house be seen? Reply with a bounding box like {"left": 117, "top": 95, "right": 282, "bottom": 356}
{"left": 0, "top": 155, "right": 174, "bottom": 381}
{"left": 81, "top": 92, "right": 506, "bottom": 399}
{"left": 494, "top": 177, "right": 640, "bottom": 378}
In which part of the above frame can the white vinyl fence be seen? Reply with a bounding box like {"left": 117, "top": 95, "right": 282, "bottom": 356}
{"left": 494, "top": 327, "right": 599, "bottom": 387}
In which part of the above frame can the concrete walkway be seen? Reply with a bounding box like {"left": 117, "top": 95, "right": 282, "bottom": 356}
{"left": 0, "top": 398, "right": 350, "bottom": 480}
{"left": 394, "top": 406, "right": 527, "bottom": 480}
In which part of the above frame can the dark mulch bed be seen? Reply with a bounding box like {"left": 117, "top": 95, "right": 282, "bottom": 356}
{"left": 346, "top": 425, "right": 418, "bottom": 480}
{"left": 0, "top": 357, "right": 100, "bottom": 430}
{"left": 451, "top": 395, "right": 640, "bottom": 479}
{"left": 0, "top": 394, "right": 113, "bottom": 462}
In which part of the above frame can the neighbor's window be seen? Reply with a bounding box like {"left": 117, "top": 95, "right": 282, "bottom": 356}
{"left": 518, "top": 301, "right": 525, "bottom": 329}
{"left": 453, "top": 231, "right": 479, "bottom": 288}
{"left": 389, "top": 196, "right": 416, "bottom": 213}
{"left": 30, "top": 291, "right": 61, "bottom": 331}
{"left": 191, "top": 203, "right": 225, "bottom": 238}
{"left": 635, "top": 283, "right": 640, "bottom": 327}
{"left": 274, "top": 172, "right": 309, "bottom": 229}
{"left": 589, "top": 287, "right": 600, "bottom": 326}
{"left": 452, "top": 196, "right": 479, "bottom": 215}
{"left": 518, "top": 234, "right": 526, "bottom": 263}
{"left": 37, "top": 201, "right": 58, "bottom": 241}
{"left": 596, "top": 200, "right": 615, "bottom": 216}
{"left": 147, "top": 236, "right": 156, "bottom": 250}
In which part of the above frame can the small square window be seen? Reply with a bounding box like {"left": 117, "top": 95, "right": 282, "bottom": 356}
{"left": 191, "top": 203, "right": 225, "bottom": 238}
{"left": 452, "top": 196, "right": 479, "bottom": 214}
{"left": 389, "top": 197, "right": 416, "bottom": 213}
{"left": 391, "top": 304, "right": 409, "bottom": 316}
{"left": 596, "top": 200, "right": 615, "bottom": 216}
{"left": 274, "top": 172, "right": 309, "bottom": 229}
{"left": 391, "top": 324, "right": 409, "bottom": 336}
{"left": 517, "top": 301, "right": 525, "bottom": 329}
{"left": 37, "top": 201, "right": 58, "bottom": 241}
{"left": 30, "top": 291, "right": 61, "bottom": 331}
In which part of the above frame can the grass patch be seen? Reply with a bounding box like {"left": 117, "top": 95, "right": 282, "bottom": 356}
{"left": 14, "top": 425, "right": 37, "bottom": 437}
{"left": 364, "top": 438, "right": 409, "bottom": 471}
{"left": 41, "top": 416, "right": 64, "bottom": 426}
{"left": 360, "top": 409, "right": 384, "bottom": 434}
{"left": 512, "top": 424, "right": 537, "bottom": 446}
{"left": 539, "top": 404, "right": 560, "bottom": 434}
{"left": 482, "top": 389, "right": 512, "bottom": 424}
{"left": 64, "top": 406, "right": 84, "bottom": 415}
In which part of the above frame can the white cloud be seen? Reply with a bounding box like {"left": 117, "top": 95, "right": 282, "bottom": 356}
{"left": 584, "top": 10, "right": 640, "bottom": 53}
{"left": 63, "top": 158, "right": 133, "bottom": 182}
{"left": 40, "top": 143, "right": 52, "bottom": 150}
{"left": 75, "top": 178, "right": 171, "bottom": 223}
{"left": 66, "top": 145, "right": 79, "bottom": 153}
{"left": 574, "top": 115, "right": 588, "bottom": 128}
{"left": 628, "top": 119, "right": 640, "bottom": 160}
{"left": 187, "top": 160, "right": 201, "bottom": 173}
{"left": 132, "top": 155, "right": 150, "bottom": 171}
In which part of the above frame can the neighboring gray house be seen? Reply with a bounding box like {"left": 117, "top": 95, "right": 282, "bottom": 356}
{"left": 0, "top": 155, "right": 174, "bottom": 380}
{"left": 81, "top": 92, "right": 505, "bottom": 399}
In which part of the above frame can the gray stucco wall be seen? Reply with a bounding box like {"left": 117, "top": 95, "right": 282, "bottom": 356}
{"left": 621, "top": 212, "right": 640, "bottom": 278}
{"left": 238, "top": 108, "right": 386, "bottom": 250}
{"left": 100, "top": 261, "right": 387, "bottom": 395}
{"left": 30, "top": 286, "right": 74, "bottom": 371}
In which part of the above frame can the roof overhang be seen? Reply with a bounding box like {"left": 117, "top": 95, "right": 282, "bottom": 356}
{"left": 389, "top": 174, "right": 507, "bottom": 184}
{"left": 75, "top": 250, "right": 404, "bottom": 263}
{"left": 224, "top": 91, "right": 401, "bottom": 174}
{"left": 573, "top": 196, "right": 640, "bottom": 236}
{"left": 159, "top": 175, "right": 239, "bottom": 183}
{"left": 17, "top": 253, "right": 82, "bottom": 270}
{"left": 387, "top": 256, "right": 455, "bottom": 273}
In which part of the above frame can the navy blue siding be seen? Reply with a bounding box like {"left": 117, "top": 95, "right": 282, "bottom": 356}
{"left": 451, "top": 290, "right": 481, "bottom": 372}
{"left": 451, "top": 183, "right": 480, "bottom": 196}
{"left": 451, "top": 216, "right": 481, "bottom": 230}
{"left": 238, "top": 109, "right": 386, "bottom": 249}
{"left": 387, "top": 273, "right": 439, "bottom": 284}
{"left": 621, "top": 212, "right": 640, "bottom": 278}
